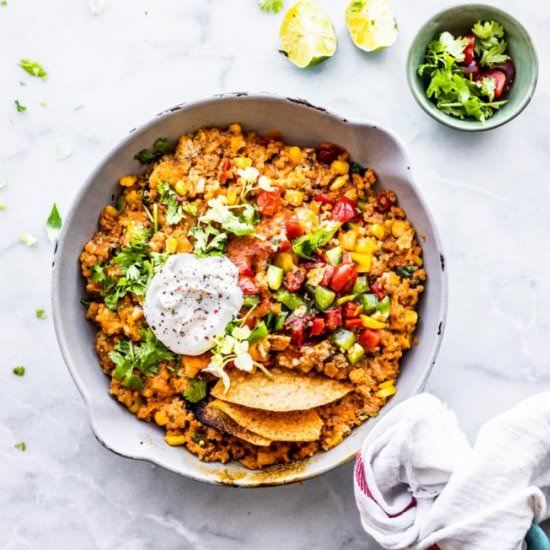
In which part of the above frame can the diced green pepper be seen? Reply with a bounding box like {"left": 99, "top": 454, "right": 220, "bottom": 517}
{"left": 347, "top": 343, "right": 365, "bottom": 365}
{"left": 314, "top": 286, "right": 336, "bottom": 311}
{"left": 332, "top": 328, "right": 356, "bottom": 351}
{"left": 249, "top": 322, "right": 269, "bottom": 344}
{"left": 336, "top": 293, "right": 358, "bottom": 306}
{"left": 273, "top": 312, "right": 288, "bottom": 331}
{"left": 274, "top": 289, "right": 305, "bottom": 311}
{"left": 267, "top": 265, "right": 284, "bottom": 290}
{"left": 377, "top": 296, "right": 391, "bottom": 316}
{"left": 353, "top": 275, "right": 369, "bottom": 294}
{"left": 325, "top": 246, "right": 343, "bottom": 266}
{"left": 243, "top": 295, "right": 260, "bottom": 307}
{"left": 359, "top": 293, "right": 378, "bottom": 314}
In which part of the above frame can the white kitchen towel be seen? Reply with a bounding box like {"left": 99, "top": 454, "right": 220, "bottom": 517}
{"left": 354, "top": 392, "right": 550, "bottom": 550}
{"left": 354, "top": 394, "right": 472, "bottom": 549}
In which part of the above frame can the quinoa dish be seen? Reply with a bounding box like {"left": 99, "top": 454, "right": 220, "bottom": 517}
{"left": 80, "top": 124, "right": 425, "bottom": 470}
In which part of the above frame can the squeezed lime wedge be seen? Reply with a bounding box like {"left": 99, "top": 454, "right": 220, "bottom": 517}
{"left": 280, "top": 0, "right": 337, "bottom": 68}
{"left": 345, "top": 0, "right": 398, "bottom": 52}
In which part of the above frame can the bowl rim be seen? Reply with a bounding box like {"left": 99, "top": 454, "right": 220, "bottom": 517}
{"left": 406, "top": 2, "right": 539, "bottom": 132}
{"left": 51, "top": 92, "right": 449, "bottom": 487}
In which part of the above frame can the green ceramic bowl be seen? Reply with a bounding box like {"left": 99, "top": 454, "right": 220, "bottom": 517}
{"left": 407, "top": 4, "right": 538, "bottom": 131}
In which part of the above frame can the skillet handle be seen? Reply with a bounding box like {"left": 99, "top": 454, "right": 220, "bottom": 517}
{"left": 526, "top": 523, "right": 550, "bottom": 550}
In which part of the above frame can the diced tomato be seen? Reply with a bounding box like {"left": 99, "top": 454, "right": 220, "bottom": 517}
{"left": 359, "top": 329, "right": 382, "bottom": 350}
{"left": 278, "top": 238, "right": 291, "bottom": 251}
{"left": 460, "top": 34, "right": 475, "bottom": 66}
{"left": 284, "top": 316, "right": 308, "bottom": 347}
{"left": 325, "top": 308, "right": 343, "bottom": 331}
{"left": 238, "top": 276, "right": 260, "bottom": 295}
{"left": 284, "top": 269, "right": 305, "bottom": 292}
{"left": 285, "top": 217, "right": 305, "bottom": 238}
{"left": 257, "top": 187, "right": 282, "bottom": 216}
{"left": 370, "top": 280, "right": 386, "bottom": 300}
{"left": 228, "top": 235, "right": 272, "bottom": 277}
{"left": 219, "top": 157, "right": 232, "bottom": 184}
{"left": 330, "top": 264, "right": 358, "bottom": 292}
{"left": 376, "top": 191, "right": 394, "bottom": 213}
{"left": 321, "top": 265, "right": 335, "bottom": 287}
{"left": 315, "top": 193, "right": 336, "bottom": 205}
{"left": 344, "top": 318, "right": 363, "bottom": 329}
{"left": 343, "top": 302, "right": 362, "bottom": 318}
{"left": 309, "top": 317, "right": 326, "bottom": 337}
{"left": 476, "top": 69, "right": 507, "bottom": 99}
{"left": 331, "top": 197, "right": 358, "bottom": 223}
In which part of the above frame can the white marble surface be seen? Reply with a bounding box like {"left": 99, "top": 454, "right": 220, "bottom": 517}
{"left": 1, "top": 0, "right": 550, "bottom": 548}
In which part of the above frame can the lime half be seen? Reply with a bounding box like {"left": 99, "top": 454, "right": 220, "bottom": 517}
{"left": 280, "top": 0, "right": 337, "bottom": 68}
{"left": 345, "top": 0, "right": 398, "bottom": 52}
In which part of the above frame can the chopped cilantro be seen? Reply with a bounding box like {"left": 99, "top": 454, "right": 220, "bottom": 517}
{"left": 109, "top": 329, "right": 176, "bottom": 390}
{"left": 190, "top": 432, "right": 202, "bottom": 443}
{"left": 14, "top": 100, "right": 27, "bottom": 112}
{"left": 157, "top": 182, "right": 196, "bottom": 226}
{"left": 14, "top": 442, "right": 26, "bottom": 451}
{"left": 292, "top": 221, "right": 341, "bottom": 259}
{"left": 12, "top": 366, "right": 25, "bottom": 376}
{"left": 395, "top": 265, "right": 418, "bottom": 279}
{"left": 134, "top": 138, "right": 175, "bottom": 165}
{"left": 183, "top": 378, "right": 207, "bottom": 403}
{"left": 46, "top": 203, "right": 62, "bottom": 242}
{"left": 36, "top": 309, "right": 46, "bottom": 319}
{"left": 19, "top": 59, "right": 47, "bottom": 79}
{"left": 349, "top": 161, "right": 365, "bottom": 175}
{"left": 258, "top": 0, "right": 283, "bottom": 13}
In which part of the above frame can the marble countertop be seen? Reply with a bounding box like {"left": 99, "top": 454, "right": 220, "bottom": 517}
{"left": 1, "top": 0, "right": 549, "bottom": 548}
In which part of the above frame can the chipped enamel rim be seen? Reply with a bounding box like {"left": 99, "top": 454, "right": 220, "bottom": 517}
{"left": 52, "top": 92, "right": 448, "bottom": 487}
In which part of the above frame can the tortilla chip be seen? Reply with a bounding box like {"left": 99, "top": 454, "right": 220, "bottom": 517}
{"left": 196, "top": 402, "right": 272, "bottom": 447}
{"left": 211, "top": 400, "right": 323, "bottom": 442}
{"left": 211, "top": 368, "right": 352, "bottom": 412}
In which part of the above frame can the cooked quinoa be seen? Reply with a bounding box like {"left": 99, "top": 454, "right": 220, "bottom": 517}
{"left": 80, "top": 124, "right": 425, "bottom": 470}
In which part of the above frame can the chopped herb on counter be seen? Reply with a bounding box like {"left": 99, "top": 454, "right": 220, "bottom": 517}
{"left": 134, "top": 138, "right": 175, "bottom": 164}
{"left": 258, "top": 0, "right": 283, "bottom": 13}
{"left": 14, "top": 99, "right": 27, "bottom": 112}
{"left": 14, "top": 442, "right": 26, "bottom": 451}
{"left": 46, "top": 203, "right": 62, "bottom": 242}
{"left": 36, "top": 309, "right": 46, "bottom": 319}
{"left": 20, "top": 232, "right": 38, "bottom": 247}
{"left": 19, "top": 59, "right": 47, "bottom": 79}
{"left": 12, "top": 366, "right": 25, "bottom": 376}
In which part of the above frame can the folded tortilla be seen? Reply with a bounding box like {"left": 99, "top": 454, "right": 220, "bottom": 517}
{"left": 211, "top": 368, "right": 352, "bottom": 412}
{"left": 211, "top": 399, "right": 323, "bottom": 442}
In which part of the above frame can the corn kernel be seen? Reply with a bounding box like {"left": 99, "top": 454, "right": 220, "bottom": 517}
{"left": 378, "top": 380, "right": 395, "bottom": 389}
{"left": 105, "top": 205, "right": 119, "bottom": 218}
{"left": 142, "top": 388, "right": 153, "bottom": 397}
{"left": 119, "top": 175, "right": 137, "bottom": 187}
{"left": 404, "top": 310, "right": 418, "bottom": 325}
{"left": 284, "top": 190, "right": 304, "bottom": 207}
{"left": 154, "top": 411, "right": 168, "bottom": 426}
{"left": 330, "top": 175, "right": 348, "bottom": 191}
{"left": 376, "top": 385, "right": 396, "bottom": 398}
{"left": 176, "top": 237, "right": 194, "bottom": 253}
{"left": 361, "top": 315, "right": 386, "bottom": 329}
{"left": 351, "top": 252, "right": 372, "bottom": 273}
{"left": 165, "top": 435, "right": 186, "bottom": 446}
{"left": 332, "top": 160, "right": 350, "bottom": 175}
{"left": 288, "top": 146, "right": 302, "bottom": 164}
{"left": 391, "top": 220, "right": 409, "bottom": 238}
{"left": 229, "top": 123, "right": 242, "bottom": 134}
{"left": 233, "top": 156, "right": 252, "bottom": 169}
{"left": 340, "top": 230, "right": 357, "bottom": 251}
{"left": 355, "top": 237, "right": 377, "bottom": 254}
{"left": 370, "top": 224, "right": 385, "bottom": 240}
{"left": 230, "top": 135, "right": 245, "bottom": 152}
{"left": 273, "top": 252, "right": 294, "bottom": 272}
{"left": 226, "top": 187, "right": 238, "bottom": 205}
{"left": 175, "top": 180, "right": 187, "bottom": 196}
{"left": 128, "top": 401, "right": 140, "bottom": 413}
{"left": 411, "top": 254, "right": 423, "bottom": 266}
{"left": 165, "top": 237, "right": 178, "bottom": 254}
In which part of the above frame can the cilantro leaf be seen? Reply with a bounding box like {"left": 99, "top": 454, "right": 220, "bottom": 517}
{"left": 258, "top": 0, "right": 283, "bottom": 13}
{"left": 472, "top": 20, "right": 510, "bottom": 67}
{"left": 439, "top": 32, "right": 468, "bottom": 61}
{"left": 109, "top": 329, "right": 176, "bottom": 390}
{"left": 14, "top": 100, "right": 27, "bottom": 112}
{"left": 292, "top": 221, "right": 341, "bottom": 259}
{"left": 479, "top": 40, "right": 510, "bottom": 67}
{"left": 183, "top": 378, "right": 207, "bottom": 403}
{"left": 189, "top": 224, "right": 227, "bottom": 257}
{"left": 134, "top": 138, "right": 175, "bottom": 165}
{"left": 46, "top": 203, "right": 62, "bottom": 242}
{"left": 12, "top": 366, "right": 25, "bottom": 376}
{"left": 157, "top": 182, "right": 196, "bottom": 226}
{"left": 472, "top": 20, "right": 504, "bottom": 41}
{"left": 19, "top": 59, "right": 47, "bottom": 79}
{"left": 35, "top": 309, "right": 46, "bottom": 319}
{"left": 14, "top": 442, "right": 26, "bottom": 451}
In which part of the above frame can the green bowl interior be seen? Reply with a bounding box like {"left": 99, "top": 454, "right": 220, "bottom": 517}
{"left": 407, "top": 4, "right": 538, "bottom": 131}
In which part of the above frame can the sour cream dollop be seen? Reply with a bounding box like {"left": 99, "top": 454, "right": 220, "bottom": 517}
{"left": 143, "top": 254, "right": 243, "bottom": 355}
